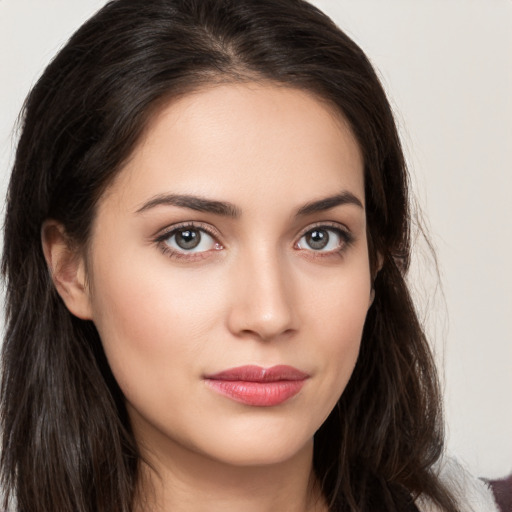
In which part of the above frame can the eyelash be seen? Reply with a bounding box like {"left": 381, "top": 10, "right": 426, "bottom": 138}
{"left": 154, "top": 222, "right": 222, "bottom": 261}
{"left": 295, "top": 222, "right": 354, "bottom": 258}
{"left": 154, "top": 221, "right": 354, "bottom": 261}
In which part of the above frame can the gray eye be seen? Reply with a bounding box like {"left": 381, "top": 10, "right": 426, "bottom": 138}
{"left": 305, "top": 229, "right": 329, "bottom": 250}
{"left": 163, "top": 227, "right": 217, "bottom": 254}
{"left": 296, "top": 227, "right": 346, "bottom": 253}
{"left": 175, "top": 229, "right": 201, "bottom": 250}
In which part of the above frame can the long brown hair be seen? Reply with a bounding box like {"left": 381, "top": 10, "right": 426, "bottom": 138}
{"left": 1, "top": 1, "right": 457, "bottom": 510}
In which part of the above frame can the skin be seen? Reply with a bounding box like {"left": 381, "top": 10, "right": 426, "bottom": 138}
{"left": 44, "top": 82, "right": 372, "bottom": 512}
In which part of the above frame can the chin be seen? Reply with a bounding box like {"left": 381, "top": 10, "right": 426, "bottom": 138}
{"left": 194, "top": 423, "right": 316, "bottom": 468}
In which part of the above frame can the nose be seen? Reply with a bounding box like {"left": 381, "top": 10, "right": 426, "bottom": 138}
{"left": 226, "top": 248, "right": 298, "bottom": 341}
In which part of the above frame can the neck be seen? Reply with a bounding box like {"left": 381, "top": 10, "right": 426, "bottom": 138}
{"left": 134, "top": 438, "right": 327, "bottom": 512}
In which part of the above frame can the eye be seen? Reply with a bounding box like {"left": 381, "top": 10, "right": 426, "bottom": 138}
{"left": 296, "top": 226, "right": 351, "bottom": 253}
{"left": 160, "top": 225, "right": 222, "bottom": 255}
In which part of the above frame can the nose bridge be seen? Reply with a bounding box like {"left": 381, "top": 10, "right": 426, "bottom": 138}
{"left": 227, "top": 242, "right": 297, "bottom": 340}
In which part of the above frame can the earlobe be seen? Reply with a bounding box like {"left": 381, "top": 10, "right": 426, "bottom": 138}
{"left": 374, "top": 252, "right": 384, "bottom": 277}
{"left": 369, "top": 288, "right": 375, "bottom": 308}
{"left": 369, "top": 253, "right": 382, "bottom": 308}
{"left": 41, "top": 220, "right": 93, "bottom": 320}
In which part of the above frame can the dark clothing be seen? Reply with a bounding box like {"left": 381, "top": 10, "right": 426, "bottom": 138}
{"left": 488, "top": 474, "right": 512, "bottom": 512}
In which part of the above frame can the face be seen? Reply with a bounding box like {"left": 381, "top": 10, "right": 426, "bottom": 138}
{"left": 84, "top": 82, "right": 371, "bottom": 468}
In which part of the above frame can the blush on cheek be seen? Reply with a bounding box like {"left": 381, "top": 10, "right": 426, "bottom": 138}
{"left": 90, "top": 262, "right": 220, "bottom": 387}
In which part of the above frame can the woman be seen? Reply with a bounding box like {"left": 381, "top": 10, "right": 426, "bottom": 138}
{"left": 0, "top": 0, "right": 499, "bottom": 511}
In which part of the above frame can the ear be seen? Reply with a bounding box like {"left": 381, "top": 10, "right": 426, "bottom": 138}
{"left": 41, "top": 220, "right": 93, "bottom": 320}
{"left": 369, "top": 288, "right": 375, "bottom": 308}
{"left": 374, "top": 251, "right": 384, "bottom": 276}
{"left": 369, "top": 252, "right": 383, "bottom": 308}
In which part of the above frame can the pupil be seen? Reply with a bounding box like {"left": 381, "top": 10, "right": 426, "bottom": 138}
{"left": 307, "top": 229, "right": 329, "bottom": 250}
{"left": 176, "top": 229, "right": 201, "bottom": 250}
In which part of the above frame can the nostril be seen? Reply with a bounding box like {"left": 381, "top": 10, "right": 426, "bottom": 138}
{"left": 225, "top": 255, "right": 298, "bottom": 340}
{"left": 227, "top": 299, "right": 297, "bottom": 341}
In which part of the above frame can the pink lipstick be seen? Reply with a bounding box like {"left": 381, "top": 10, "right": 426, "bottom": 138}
{"left": 204, "top": 365, "right": 308, "bottom": 407}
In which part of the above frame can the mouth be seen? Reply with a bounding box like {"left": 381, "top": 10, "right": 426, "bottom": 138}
{"left": 204, "top": 365, "right": 309, "bottom": 407}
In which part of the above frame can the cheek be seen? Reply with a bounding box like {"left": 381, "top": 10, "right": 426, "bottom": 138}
{"left": 298, "top": 251, "right": 371, "bottom": 346}
{"left": 87, "top": 250, "right": 226, "bottom": 397}
{"left": 318, "top": 294, "right": 368, "bottom": 381}
{"left": 293, "top": 255, "right": 372, "bottom": 420}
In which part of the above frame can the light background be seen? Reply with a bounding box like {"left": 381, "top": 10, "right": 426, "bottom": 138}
{"left": 0, "top": 0, "right": 510, "bottom": 480}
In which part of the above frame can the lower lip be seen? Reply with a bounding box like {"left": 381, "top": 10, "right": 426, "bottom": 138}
{"left": 205, "top": 379, "right": 306, "bottom": 407}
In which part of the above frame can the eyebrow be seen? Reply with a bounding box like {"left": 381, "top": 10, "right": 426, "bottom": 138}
{"left": 296, "top": 191, "right": 364, "bottom": 215}
{"left": 136, "top": 194, "right": 241, "bottom": 217}
{"left": 135, "top": 191, "right": 363, "bottom": 217}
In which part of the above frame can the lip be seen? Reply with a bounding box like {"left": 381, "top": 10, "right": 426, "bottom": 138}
{"left": 204, "top": 365, "right": 309, "bottom": 407}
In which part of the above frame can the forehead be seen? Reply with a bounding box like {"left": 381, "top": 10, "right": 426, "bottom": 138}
{"left": 101, "top": 82, "right": 365, "bottom": 213}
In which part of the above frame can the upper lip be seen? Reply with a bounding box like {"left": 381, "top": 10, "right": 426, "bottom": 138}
{"left": 204, "top": 365, "right": 309, "bottom": 382}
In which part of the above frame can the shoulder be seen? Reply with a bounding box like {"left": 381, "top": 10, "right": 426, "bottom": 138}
{"left": 415, "top": 457, "right": 500, "bottom": 512}
{"left": 487, "top": 474, "right": 512, "bottom": 512}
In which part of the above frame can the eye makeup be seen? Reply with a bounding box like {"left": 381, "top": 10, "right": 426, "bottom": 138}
{"left": 154, "top": 221, "right": 224, "bottom": 261}
{"left": 294, "top": 221, "right": 355, "bottom": 260}
{"left": 153, "top": 219, "right": 355, "bottom": 263}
